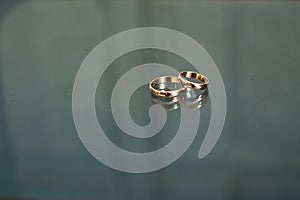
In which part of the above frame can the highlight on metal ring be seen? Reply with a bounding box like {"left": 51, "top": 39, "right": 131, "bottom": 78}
{"left": 178, "top": 71, "right": 209, "bottom": 90}
{"left": 149, "top": 76, "right": 186, "bottom": 98}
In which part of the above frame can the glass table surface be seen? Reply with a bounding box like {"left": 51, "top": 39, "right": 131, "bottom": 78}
{"left": 0, "top": 1, "right": 300, "bottom": 199}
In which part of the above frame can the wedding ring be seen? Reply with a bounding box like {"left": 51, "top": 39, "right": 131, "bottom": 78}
{"left": 178, "top": 71, "right": 209, "bottom": 90}
{"left": 149, "top": 76, "right": 185, "bottom": 98}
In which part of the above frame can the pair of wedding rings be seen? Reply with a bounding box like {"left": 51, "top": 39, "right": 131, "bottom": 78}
{"left": 149, "top": 71, "right": 209, "bottom": 98}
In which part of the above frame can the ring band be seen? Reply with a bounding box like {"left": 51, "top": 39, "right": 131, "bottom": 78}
{"left": 178, "top": 71, "right": 209, "bottom": 90}
{"left": 149, "top": 76, "right": 185, "bottom": 98}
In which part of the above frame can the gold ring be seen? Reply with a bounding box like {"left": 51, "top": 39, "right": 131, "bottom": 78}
{"left": 149, "top": 76, "right": 185, "bottom": 98}
{"left": 178, "top": 71, "right": 209, "bottom": 90}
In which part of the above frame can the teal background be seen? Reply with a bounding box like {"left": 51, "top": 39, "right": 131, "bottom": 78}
{"left": 0, "top": 1, "right": 300, "bottom": 199}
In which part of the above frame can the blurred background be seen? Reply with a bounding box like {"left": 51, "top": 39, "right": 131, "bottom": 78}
{"left": 0, "top": 0, "right": 300, "bottom": 199}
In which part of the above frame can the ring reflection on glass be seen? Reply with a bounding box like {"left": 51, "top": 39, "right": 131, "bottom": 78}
{"left": 182, "top": 89, "right": 209, "bottom": 109}
{"left": 178, "top": 71, "right": 209, "bottom": 90}
{"left": 151, "top": 88, "right": 209, "bottom": 111}
{"left": 149, "top": 76, "right": 186, "bottom": 98}
{"left": 151, "top": 95, "right": 181, "bottom": 111}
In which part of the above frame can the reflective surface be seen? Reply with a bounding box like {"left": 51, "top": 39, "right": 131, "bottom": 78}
{"left": 1, "top": 0, "right": 300, "bottom": 199}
